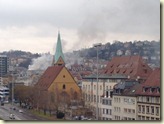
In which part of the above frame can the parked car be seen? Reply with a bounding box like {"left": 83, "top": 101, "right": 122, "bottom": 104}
{"left": 19, "top": 109, "right": 23, "bottom": 113}
{"left": 9, "top": 114, "right": 15, "bottom": 119}
{"left": 10, "top": 107, "right": 16, "bottom": 110}
{"left": 1, "top": 102, "right": 4, "bottom": 106}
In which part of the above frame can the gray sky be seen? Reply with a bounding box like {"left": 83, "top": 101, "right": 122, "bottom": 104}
{"left": 0, "top": 0, "right": 160, "bottom": 54}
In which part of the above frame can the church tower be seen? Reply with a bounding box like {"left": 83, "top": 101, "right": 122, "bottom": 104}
{"left": 53, "top": 32, "right": 65, "bottom": 66}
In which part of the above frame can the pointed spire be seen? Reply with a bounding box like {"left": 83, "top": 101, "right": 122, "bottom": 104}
{"left": 53, "top": 31, "right": 65, "bottom": 65}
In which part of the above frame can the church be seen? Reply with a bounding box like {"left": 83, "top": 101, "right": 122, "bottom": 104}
{"left": 36, "top": 32, "right": 81, "bottom": 105}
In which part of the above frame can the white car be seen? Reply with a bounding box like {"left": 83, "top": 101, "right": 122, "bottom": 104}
{"left": 19, "top": 109, "right": 23, "bottom": 113}
{"left": 9, "top": 114, "right": 15, "bottom": 119}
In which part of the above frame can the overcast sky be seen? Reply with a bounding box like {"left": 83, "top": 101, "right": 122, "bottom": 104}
{"left": 0, "top": 0, "right": 160, "bottom": 54}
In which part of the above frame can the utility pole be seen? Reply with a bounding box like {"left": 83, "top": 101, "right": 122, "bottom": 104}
{"left": 93, "top": 43, "right": 102, "bottom": 120}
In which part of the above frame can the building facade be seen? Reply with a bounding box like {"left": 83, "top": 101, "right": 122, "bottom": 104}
{"left": 82, "top": 74, "right": 127, "bottom": 119}
{"left": 112, "top": 80, "right": 139, "bottom": 120}
{"left": 0, "top": 55, "right": 9, "bottom": 79}
{"left": 100, "top": 89, "right": 113, "bottom": 120}
{"left": 136, "top": 68, "right": 160, "bottom": 120}
{"left": 112, "top": 68, "right": 160, "bottom": 120}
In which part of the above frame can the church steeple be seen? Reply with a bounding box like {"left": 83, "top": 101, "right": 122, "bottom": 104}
{"left": 53, "top": 31, "right": 65, "bottom": 65}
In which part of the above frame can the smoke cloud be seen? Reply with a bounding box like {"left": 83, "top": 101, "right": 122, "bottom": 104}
{"left": 64, "top": 52, "right": 83, "bottom": 69}
{"left": 28, "top": 53, "right": 53, "bottom": 70}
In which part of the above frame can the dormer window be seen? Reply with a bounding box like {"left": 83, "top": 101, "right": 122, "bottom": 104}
{"left": 157, "top": 87, "right": 160, "bottom": 93}
{"left": 130, "top": 70, "right": 133, "bottom": 74}
{"left": 117, "top": 69, "right": 120, "bottom": 73}
{"left": 150, "top": 87, "right": 155, "bottom": 93}
{"left": 144, "top": 69, "right": 147, "bottom": 73}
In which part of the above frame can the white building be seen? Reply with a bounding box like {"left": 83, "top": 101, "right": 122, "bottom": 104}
{"left": 0, "top": 86, "right": 9, "bottom": 102}
{"left": 112, "top": 80, "right": 139, "bottom": 120}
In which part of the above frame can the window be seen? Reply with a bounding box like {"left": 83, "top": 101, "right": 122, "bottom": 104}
{"left": 124, "top": 108, "right": 127, "bottom": 113}
{"left": 142, "top": 106, "right": 145, "bottom": 113}
{"left": 109, "top": 109, "right": 112, "bottom": 115}
{"left": 100, "top": 85, "right": 102, "bottom": 90}
{"left": 124, "top": 117, "right": 127, "bottom": 120}
{"left": 146, "top": 106, "right": 149, "bottom": 114}
{"left": 83, "top": 85, "right": 85, "bottom": 89}
{"left": 91, "top": 95, "right": 93, "bottom": 102}
{"left": 157, "top": 87, "right": 160, "bottom": 93}
{"left": 103, "top": 108, "right": 105, "bottom": 114}
{"left": 106, "top": 86, "right": 108, "bottom": 90}
{"left": 151, "top": 106, "right": 154, "bottom": 114}
{"left": 63, "top": 75, "right": 65, "bottom": 78}
{"left": 146, "top": 117, "right": 149, "bottom": 120}
{"left": 138, "top": 116, "right": 141, "bottom": 120}
{"left": 142, "top": 116, "right": 145, "bottom": 120}
{"left": 108, "top": 100, "right": 111, "bottom": 105}
{"left": 139, "top": 96, "right": 143, "bottom": 102}
{"left": 144, "top": 69, "right": 147, "bottom": 73}
{"left": 102, "top": 99, "right": 105, "bottom": 104}
{"left": 156, "top": 97, "right": 160, "bottom": 103}
{"left": 146, "top": 97, "right": 150, "bottom": 102}
{"left": 106, "top": 109, "right": 108, "bottom": 114}
{"left": 63, "top": 84, "right": 66, "bottom": 89}
{"left": 128, "top": 109, "right": 131, "bottom": 113}
{"left": 94, "top": 95, "right": 96, "bottom": 102}
{"left": 94, "top": 85, "right": 96, "bottom": 90}
{"left": 156, "top": 107, "right": 159, "bottom": 116}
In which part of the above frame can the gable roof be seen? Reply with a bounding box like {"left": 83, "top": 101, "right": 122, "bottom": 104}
{"left": 122, "top": 68, "right": 160, "bottom": 97}
{"left": 135, "top": 68, "right": 160, "bottom": 96}
{"left": 104, "top": 55, "right": 152, "bottom": 79}
{"left": 35, "top": 65, "right": 64, "bottom": 90}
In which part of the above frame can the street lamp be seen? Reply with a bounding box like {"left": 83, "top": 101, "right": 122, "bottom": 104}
{"left": 93, "top": 43, "right": 102, "bottom": 120}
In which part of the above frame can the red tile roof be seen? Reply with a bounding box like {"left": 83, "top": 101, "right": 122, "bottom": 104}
{"left": 143, "top": 68, "right": 160, "bottom": 87}
{"left": 104, "top": 55, "right": 152, "bottom": 79}
{"left": 135, "top": 68, "right": 160, "bottom": 96}
{"left": 35, "top": 65, "right": 64, "bottom": 90}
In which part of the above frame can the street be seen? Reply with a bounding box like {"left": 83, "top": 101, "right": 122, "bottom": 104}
{"left": 0, "top": 103, "right": 42, "bottom": 120}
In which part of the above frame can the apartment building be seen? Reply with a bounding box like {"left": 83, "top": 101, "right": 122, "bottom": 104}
{"left": 112, "top": 80, "right": 139, "bottom": 120}
{"left": 0, "top": 55, "right": 9, "bottom": 78}
{"left": 112, "top": 68, "right": 160, "bottom": 120}
{"left": 136, "top": 68, "right": 160, "bottom": 120}
{"left": 82, "top": 74, "right": 127, "bottom": 119}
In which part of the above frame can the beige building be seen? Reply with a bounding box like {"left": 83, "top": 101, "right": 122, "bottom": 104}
{"left": 100, "top": 89, "right": 113, "bottom": 120}
{"left": 82, "top": 74, "right": 127, "bottom": 119}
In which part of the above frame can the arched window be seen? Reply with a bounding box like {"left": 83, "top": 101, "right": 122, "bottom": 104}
{"left": 63, "top": 84, "right": 66, "bottom": 89}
